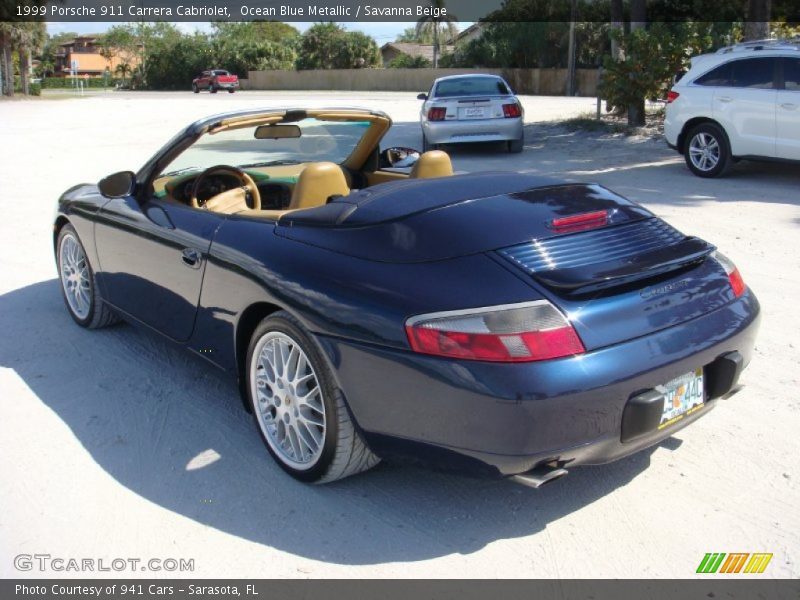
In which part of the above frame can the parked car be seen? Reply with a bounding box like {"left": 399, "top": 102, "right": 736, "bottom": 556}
{"left": 665, "top": 39, "right": 800, "bottom": 177}
{"left": 417, "top": 74, "right": 525, "bottom": 153}
{"left": 54, "top": 107, "right": 760, "bottom": 486}
{"left": 192, "top": 69, "right": 239, "bottom": 94}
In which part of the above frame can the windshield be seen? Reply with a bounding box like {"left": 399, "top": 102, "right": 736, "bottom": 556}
{"left": 434, "top": 77, "right": 511, "bottom": 98}
{"left": 161, "top": 117, "right": 371, "bottom": 176}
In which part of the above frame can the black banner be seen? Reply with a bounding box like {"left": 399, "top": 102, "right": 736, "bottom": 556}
{"left": 3, "top": 0, "right": 800, "bottom": 23}
{"left": 4, "top": 580, "right": 800, "bottom": 600}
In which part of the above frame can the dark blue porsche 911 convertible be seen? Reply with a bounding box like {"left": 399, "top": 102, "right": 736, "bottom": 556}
{"left": 54, "top": 107, "right": 760, "bottom": 486}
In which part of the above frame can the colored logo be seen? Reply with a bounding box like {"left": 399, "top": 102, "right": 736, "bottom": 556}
{"left": 696, "top": 552, "right": 773, "bottom": 574}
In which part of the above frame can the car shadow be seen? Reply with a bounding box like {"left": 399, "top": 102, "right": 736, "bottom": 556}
{"left": 1, "top": 280, "right": 667, "bottom": 565}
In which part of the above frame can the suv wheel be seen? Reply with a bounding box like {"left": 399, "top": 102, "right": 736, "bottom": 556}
{"left": 684, "top": 123, "right": 732, "bottom": 178}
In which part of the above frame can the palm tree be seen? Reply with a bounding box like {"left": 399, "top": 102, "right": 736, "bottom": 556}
{"left": 115, "top": 62, "right": 132, "bottom": 87}
{"left": 0, "top": 23, "right": 16, "bottom": 96}
{"left": 415, "top": 0, "right": 458, "bottom": 68}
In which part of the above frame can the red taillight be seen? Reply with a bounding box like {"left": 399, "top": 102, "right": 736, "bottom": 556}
{"left": 667, "top": 91, "right": 680, "bottom": 104}
{"left": 714, "top": 252, "right": 746, "bottom": 298}
{"left": 427, "top": 107, "right": 447, "bottom": 121}
{"left": 502, "top": 103, "right": 522, "bottom": 118}
{"left": 550, "top": 210, "right": 608, "bottom": 233}
{"left": 405, "top": 301, "right": 585, "bottom": 362}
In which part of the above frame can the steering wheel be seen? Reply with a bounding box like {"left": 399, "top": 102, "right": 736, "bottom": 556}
{"left": 189, "top": 165, "right": 261, "bottom": 211}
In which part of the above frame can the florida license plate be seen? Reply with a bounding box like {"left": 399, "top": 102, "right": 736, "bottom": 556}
{"left": 460, "top": 107, "right": 487, "bottom": 119}
{"left": 656, "top": 367, "right": 705, "bottom": 430}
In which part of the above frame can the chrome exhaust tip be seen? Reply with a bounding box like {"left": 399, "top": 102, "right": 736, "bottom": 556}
{"left": 511, "top": 466, "right": 569, "bottom": 489}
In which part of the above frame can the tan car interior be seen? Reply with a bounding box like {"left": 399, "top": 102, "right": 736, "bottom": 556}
{"left": 157, "top": 109, "right": 454, "bottom": 221}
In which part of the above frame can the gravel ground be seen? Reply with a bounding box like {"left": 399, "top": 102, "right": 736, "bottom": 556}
{"left": 0, "top": 91, "right": 798, "bottom": 579}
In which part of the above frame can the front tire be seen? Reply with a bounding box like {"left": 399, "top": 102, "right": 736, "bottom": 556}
{"left": 684, "top": 123, "right": 732, "bottom": 178}
{"left": 56, "top": 224, "right": 119, "bottom": 329}
{"left": 192, "top": 83, "right": 199, "bottom": 94}
{"left": 246, "top": 311, "right": 379, "bottom": 483}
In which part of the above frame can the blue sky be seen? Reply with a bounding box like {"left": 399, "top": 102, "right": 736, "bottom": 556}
{"left": 46, "top": 21, "right": 472, "bottom": 45}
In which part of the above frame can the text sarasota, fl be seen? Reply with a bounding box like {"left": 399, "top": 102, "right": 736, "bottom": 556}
{"left": 37, "top": 3, "right": 448, "bottom": 18}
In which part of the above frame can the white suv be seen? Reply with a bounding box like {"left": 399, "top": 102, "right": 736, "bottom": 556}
{"left": 664, "top": 40, "right": 800, "bottom": 177}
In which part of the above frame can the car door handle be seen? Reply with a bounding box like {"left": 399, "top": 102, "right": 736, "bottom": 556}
{"left": 181, "top": 248, "right": 202, "bottom": 268}
{"left": 780, "top": 102, "right": 798, "bottom": 110}
{"left": 717, "top": 96, "right": 733, "bottom": 103}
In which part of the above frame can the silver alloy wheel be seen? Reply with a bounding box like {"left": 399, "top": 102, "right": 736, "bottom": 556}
{"left": 688, "top": 132, "right": 720, "bottom": 172}
{"left": 59, "top": 232, "right": 91, "bottom": 320}
{"left": 250, "top": 331, "right": 326, "bottom": 470}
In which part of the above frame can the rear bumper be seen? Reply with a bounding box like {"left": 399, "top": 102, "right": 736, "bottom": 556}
{"left": 215, "top": 81, "right": 239, "bottom": 89}
{"left": 317, "top": 291, "right": 760, "bottom": 477}
{"left": 423, "top": 117, "right": 523, "bottom": 145}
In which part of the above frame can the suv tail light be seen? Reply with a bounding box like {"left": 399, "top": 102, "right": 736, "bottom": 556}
{"left": 405, "top": 301, "right": 585, "bottom": 362}
{"left": 502, "top": 103, "right": 522, "bottom": 118}
{"left": 713, "top": 252, "right": 746, "bottom": 298}
{"left": 427, "top": 107, "right": 447, "bottom": 121}
{"left": 666, "top": 91, "right": 680, "bottom": 104}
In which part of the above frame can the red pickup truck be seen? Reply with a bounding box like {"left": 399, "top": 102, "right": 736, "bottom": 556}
{"left": 192, "top": 70, "right": 239, "bottom": 94}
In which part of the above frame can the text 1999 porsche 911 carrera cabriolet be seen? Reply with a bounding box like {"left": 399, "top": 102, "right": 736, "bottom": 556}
{"left": 54, "top": 107, "right": 760, "bottom": 486}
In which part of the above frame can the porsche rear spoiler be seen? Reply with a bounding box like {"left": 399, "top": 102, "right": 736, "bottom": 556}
{"left": 498, "top": 220, "right": 716, "bottom": 296}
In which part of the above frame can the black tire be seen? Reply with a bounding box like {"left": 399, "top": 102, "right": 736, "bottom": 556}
{"left": 683, "top": 123, "right": 733, "bottom": 178}
{"left": 192, "top": 84, "right": 199, "bottom": 94}
{"left": 227, "top": 89, "right": 235, "bottom": 94}
{"left": 508, "top": 136, "right": 524, "bottom": 153}
{"left": 245, "top": 311, "right": 380, "bottom": 484}
{"left": 56, "top": 223, "right": 120, "bottom": 329}
{"left": 210, "top": 85, "right": 218, "bottom": 94}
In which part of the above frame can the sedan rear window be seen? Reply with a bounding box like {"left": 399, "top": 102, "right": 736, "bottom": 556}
{"left": 434, "top": 78, "right": 511, "bottom": 98}
{"left": 212, "top": 70, "right": 230, "bottom": 76}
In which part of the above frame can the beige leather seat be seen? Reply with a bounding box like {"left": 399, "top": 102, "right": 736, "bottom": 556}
{"left": 288, "top": 161, "right": 349, "bottom": 209}
{"left": 410, "top": 150, "right": 453, "bottom": 179}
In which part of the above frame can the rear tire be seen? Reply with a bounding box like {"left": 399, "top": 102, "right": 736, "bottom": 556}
{"left": 56, "top": 224, "right": 120, "bottom": 329}
{"left": 508, "top": 137, "right": 524, "bottom": 153}
{"left": 684, "top": 123, "right": 732, "bottom": 178}
{"left": 246, "top": 311, "right": 380, "bottom": 484}
{"left": 422, "top": 133, "right": 439, "bottom": 152}
{"left": 210, "top": 85, "right": 218, "bottom": 94}
{"left": 228, "top": 89, "right": 235, "bottom": 94}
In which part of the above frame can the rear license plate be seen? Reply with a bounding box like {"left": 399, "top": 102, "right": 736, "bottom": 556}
{"left": 656, "top": 367, "right": 704, "bottom": 430}
{"left": 460, "top": 107, "right": 487, "bottom": 119}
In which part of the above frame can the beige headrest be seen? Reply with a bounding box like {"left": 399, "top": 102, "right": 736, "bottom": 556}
{"left": 290, "top": 162, "right": 350, "bottom": 210}
{"left": 410, "top": 150, "right": 454, "bottom": 179}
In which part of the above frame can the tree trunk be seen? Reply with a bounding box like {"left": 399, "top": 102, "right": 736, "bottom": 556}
{"left": 744, "top": 0, "right": 771, "bottom": 41}
{"left": 432, "top": 24, "right": 439, "bottom": 69}
{"left": 627, "top": 0, "right": 647, "bottom": 127}
{"left": 0, "top": 32, "right": 13, "bottom": 97}
{"left": 610, "top": 0, "right": 623, "bottom": 60}
{"left": 19, "top": 46, "right": 29, "bottom": 95}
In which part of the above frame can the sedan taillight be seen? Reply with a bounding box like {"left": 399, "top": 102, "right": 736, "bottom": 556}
{"left": 502, "top": 103, "right": 522, "bottom": 118}
{"left": 666, "top": 91, "right": 680, "bottom": 104}
{"left": 713, "top": 252, "right": 746, "bottom": 298}
{"left": 405, "top": 301, "right": 585, "bottom": 362}
{"left": 427, "top": 107, "right": 447, "bottom": 121}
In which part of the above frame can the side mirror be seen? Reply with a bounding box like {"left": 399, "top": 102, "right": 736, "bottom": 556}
{"left": 98, "top": 171, "right": 136, "bottom": 198}
{"left": 379, "top": 147, "right": 421, "bottom": 169}
{"left": 417, "top": 93, "right": 428, "bottom": 101}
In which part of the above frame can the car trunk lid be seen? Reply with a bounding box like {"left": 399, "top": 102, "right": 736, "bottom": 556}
{"left": 277, "top": 175, "right": 732, "bottom": 349}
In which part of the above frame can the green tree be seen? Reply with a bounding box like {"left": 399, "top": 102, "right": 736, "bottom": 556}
{"left": 415, "top": 0, "right": 459, "bottom": 68}
{"left": 295, "top": 23, "right": 379, "bottom": 70}
{"left": 388, "top": 54, "right": 432, "bottom": 68}
{"left": 396, "top": 26, "right": 433, "bottom": 43}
